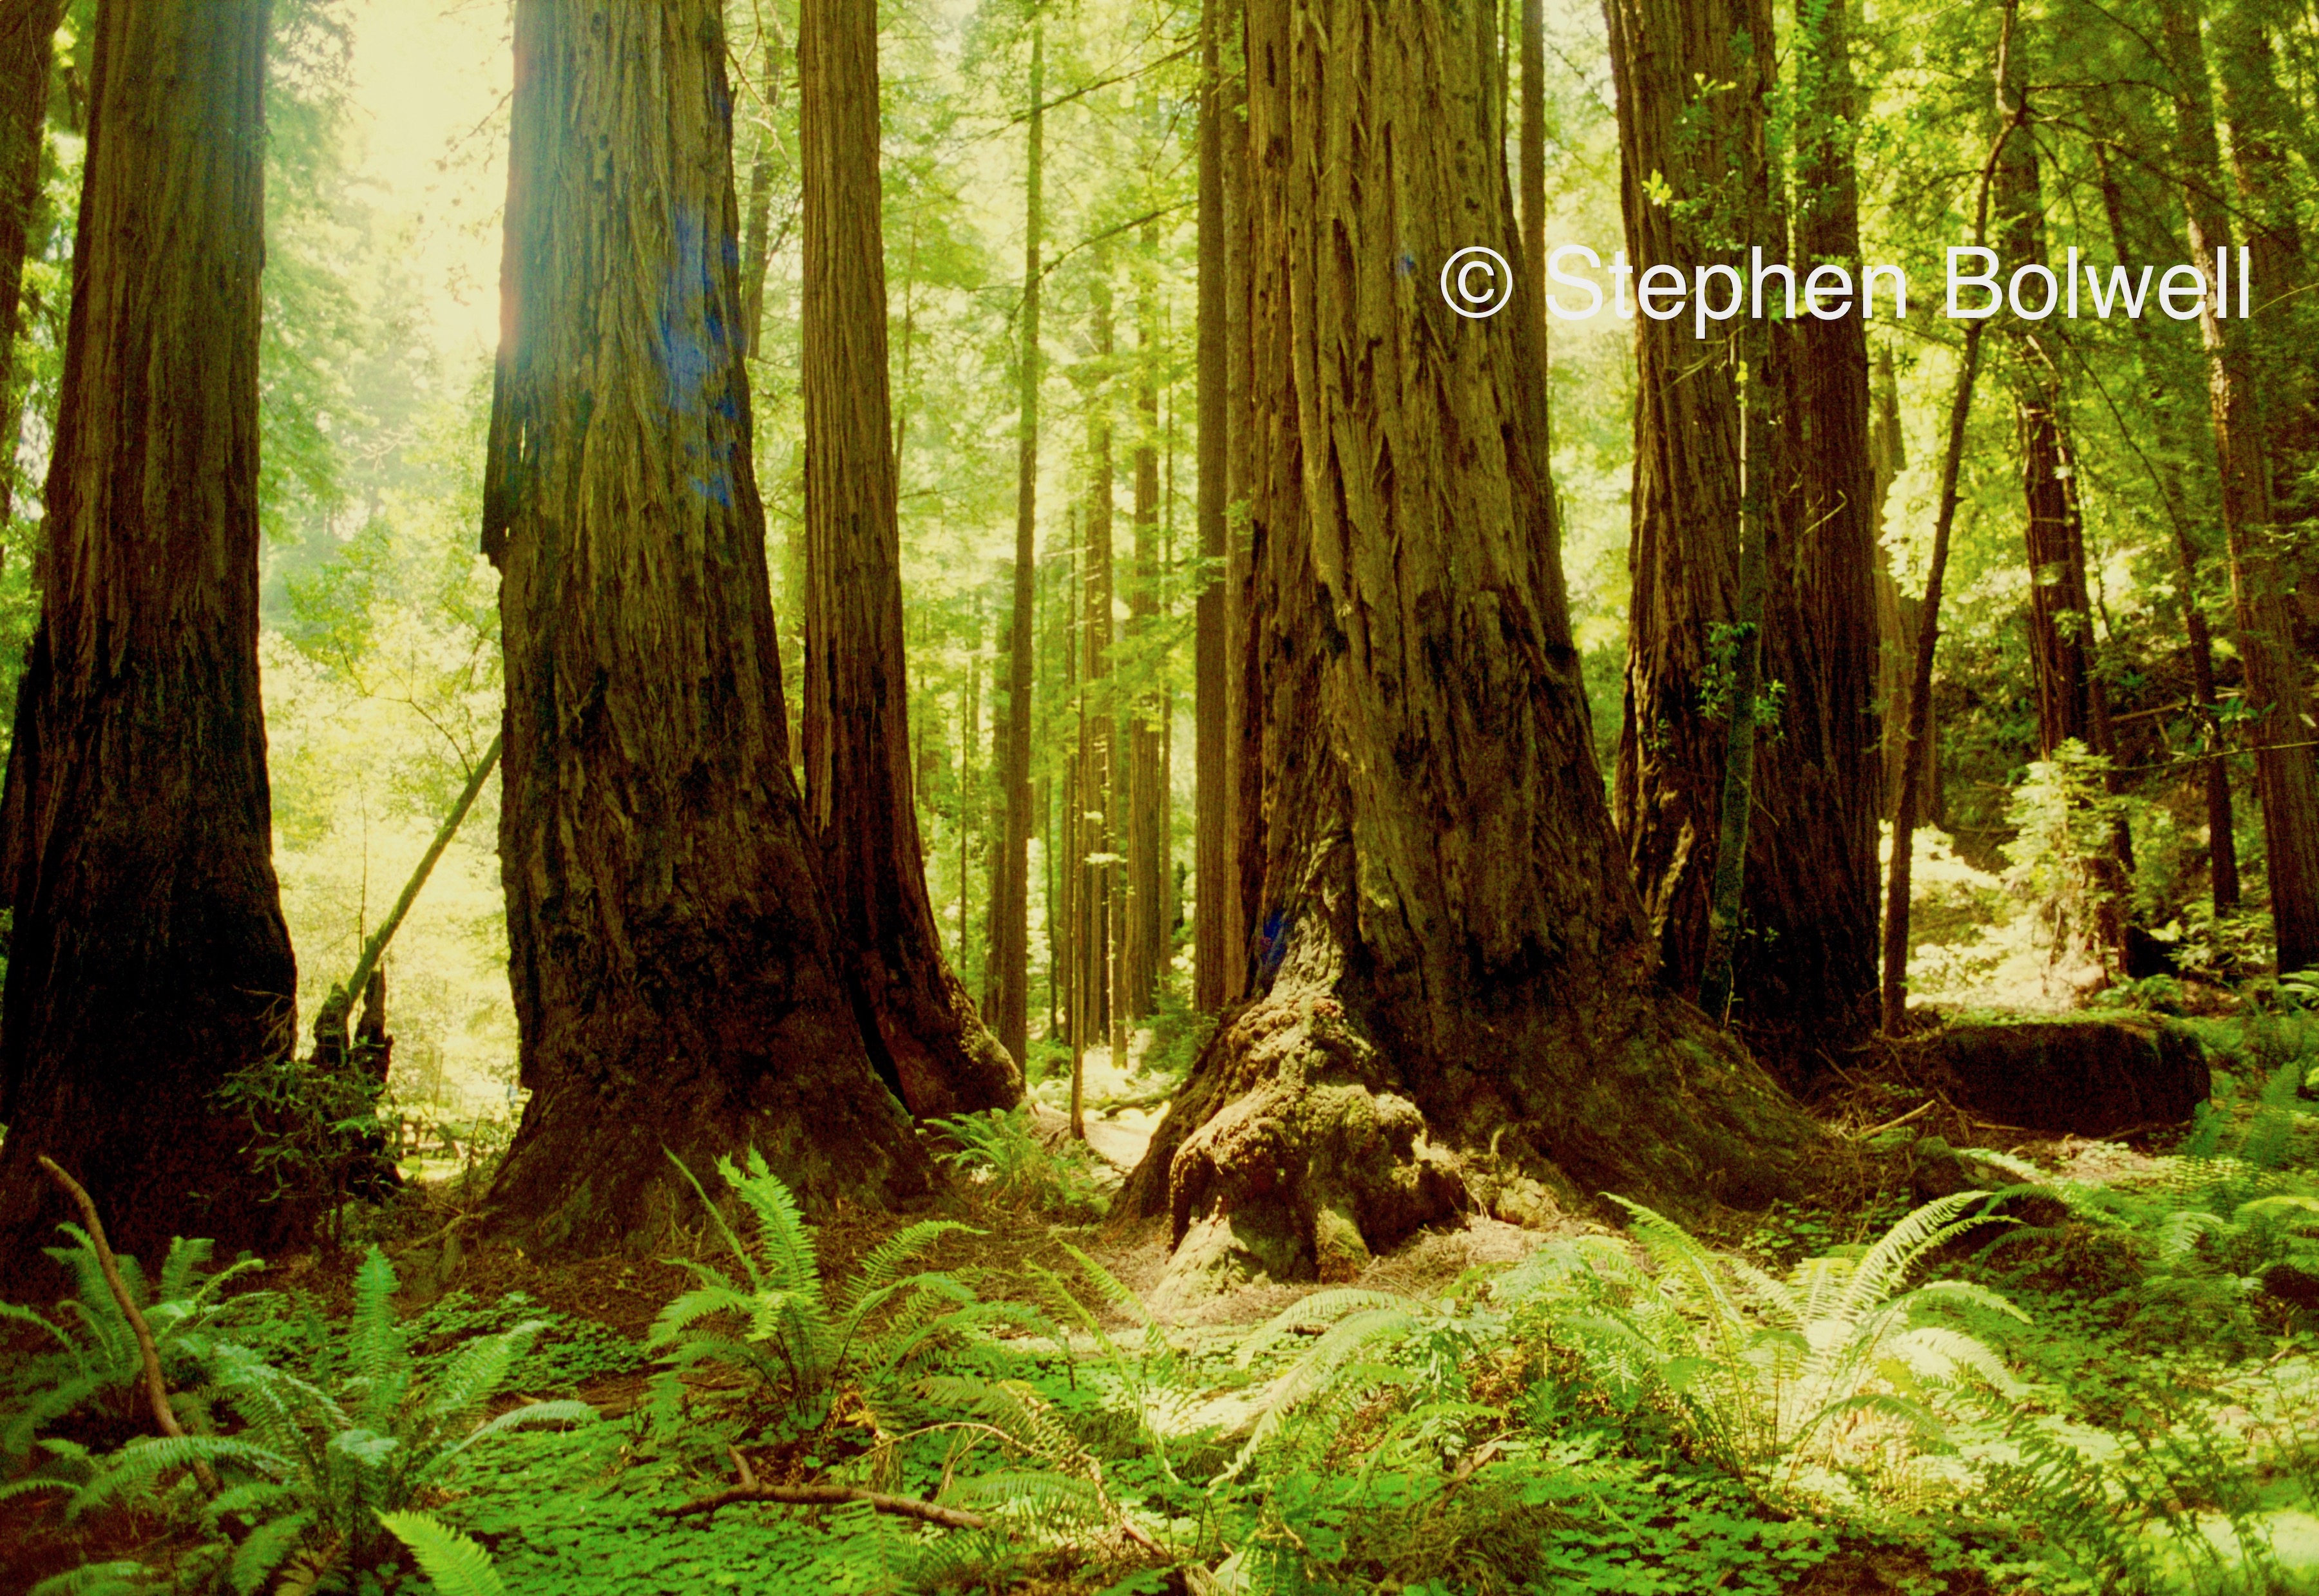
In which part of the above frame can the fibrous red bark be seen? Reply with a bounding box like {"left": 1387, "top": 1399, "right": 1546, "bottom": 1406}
{"left": 1605, "top": 0, "right": 1882, "bottom": 1052}
{"left": 1123, "top": 0, "right": 1818, "bottom": 1302}
{"left": 481, "top": 0, "right": 928, "bottom": 1255}
{"left": 797, "top": 0, "right": 1019, "bottom": 1119}
{"left": 0, "top": 0, "right": 301, "bottom": 1280}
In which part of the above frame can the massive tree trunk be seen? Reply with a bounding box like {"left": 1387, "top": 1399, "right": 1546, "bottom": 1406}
{"left": 1121, "top": 0, "right": 1817, "bottom": 1304}
{"left": 1603, "top": 0, "right": 1748, "bottom": 1003}
{"left": 2159, "top": 0, "right": 2319, "bottom": 974}
{"left": 988, "top": 20, "right": 1044, "bottom": 1067}
{"left": 1192, "top": 0, "right": 1233, "bottom": 1012}
{"left": 0, "top": 0, "right": 62, "bottom": 538}
{"left": 1223, "top": 15, "right": 1261, "bottom": 1013}
{"left": 1605, "top": 0, "right": 1878, "bottom": 1051}
{"left": 797, "top": 0, "right": 1018, "bottom": 1118}
{"left": 1520, "top": 0, "right": 1545, "bottom": 335}
{"left": 1736, "top": 0, "right": 1881, "bottom": 1049}
{"left": 481, "top": 0, "right": 928, "bottom": 1255}
{"left": 0, "top": 0, "right": 301, "bottom": 1280}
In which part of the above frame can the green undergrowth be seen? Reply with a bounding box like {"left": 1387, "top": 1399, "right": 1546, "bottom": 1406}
{"left": 4, "top": 999, "right": 2315, "bottom": 1594}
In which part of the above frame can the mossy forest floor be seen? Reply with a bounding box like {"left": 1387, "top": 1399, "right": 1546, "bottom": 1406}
{"left": 3, "top": 992, "right": 2317, "bottom": 1596}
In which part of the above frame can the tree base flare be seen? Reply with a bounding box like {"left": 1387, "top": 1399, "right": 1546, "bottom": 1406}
{"left": 1125, "top": 965, "right": 1820, "bottom": 1307}
{"left": 486, "top": 1045, "right": 931, "bottom": 1260}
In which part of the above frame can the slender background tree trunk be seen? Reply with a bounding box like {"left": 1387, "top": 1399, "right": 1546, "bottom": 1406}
{"left": 2160, "top": 0, "right": 2319, "bottom": 974}
{"left": 1737, "top": 0, "right": 1882, "bottom": 1050}
{"left": 989, "top": 19, "right": 1044, "bottom": 1067}
{"left": 1884, "top": 20, "right": 2018, "bottom": 1032}
{"left": 1082, "top": 264, "right": 1118, "bottom": 1065}
{"left": 0, "top": 0, "right": 63, "bottom": 540}
{"left": 2095, "top": 144, "right": 2240, "bottom": 913}
{"left": 1994, "top": 34, "right": 2135, "bottom": 971}
{"left": 1192, "top": 0, "right": 1233, "bottom": 1013}
{"left": 1604, "top": 0, "right": 1751, "bottom": 1002}
{"left": 1123, "top": 219, "right": 1165, "bottom": 1022}
{"left": 797, "top": 0, "right": 1020, "bottom": 1117}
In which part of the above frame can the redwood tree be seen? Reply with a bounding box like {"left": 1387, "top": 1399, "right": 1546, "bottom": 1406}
{"left": 1123, "top": 0, "right": 1817, "bottom": 1302}
{"left": 1744, "top": 0, "right": 1882, "bottom": 1047}
{"left": 1604, "top": 0, "right": 1750, "bottom": 1002}
{"left": 481, "top": 0, "right": 928, "bottom": 1254}
{"left": 0, "top": 0, "right": 300, "bottom": 1277}
{"left": 797, "top": 0, "right": 1019, "bottom": 1118}
{"left": 1605, "top": 0, "right": 1880, "bottom": 1049}
{"left": 986, "top": 17, "right": 1044, "bottom": 1065}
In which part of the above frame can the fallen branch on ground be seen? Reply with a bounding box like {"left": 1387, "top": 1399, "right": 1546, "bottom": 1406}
{"left": 660, "top": 1481, "right": 989, "bottom": 1530}
{"left": 36, "top": 1154, "right": 220, "bottom": 1492}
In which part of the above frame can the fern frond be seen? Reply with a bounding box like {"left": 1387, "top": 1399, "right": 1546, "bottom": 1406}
{"left": 27, "top": 1559, "right": 157, "bottom": 1595}
{"left": 228, "top": 1510, "right": 315, "bottom": 1596}
{"left": 0, "top": 1299, "right": 81, "bottom": 1354}
{"left": 2234, "top": 1193, "right": 2319, "bottom": 1228}
{"left": 1828, "top": 1192, "right": 1998, "bottom": 1331}
{"left": 72, "top": 1434, "right": 291, "bottom": 1513}
{"left": 205, "top": 1478, "right": 297, "bottom": 1520}
{"left": 206, "top": 1342, "right": 347, "bottom": 1463}
{"left": 1879, "top": 1325, "right": 2023, "bottom": 1397}
{"left": 1781, "top": 1254, "right": 1858, "bottom": 1325}
{"left": 1234, "top": 1289, "right": 1419, "bottom": 1370}
{"left": 3, "top": 1374, "right": 110, "bottom": 1464}
{"left": 917, "top": 1376, "right": 1082, "bottom": 1463}
{"left": 348, "top": 1248, "right": 406, "bottom": 1396}
{"left": 0, "top": 1476, "right": 74, "bottom": 1505}
{"left": 185, "top": 1257, "right": 270, "bottom": 1312}
{"left": 2156, "top": 1208, "right": 2226, "bottom": 1263}
{"left": 843, "top": 1220, "right": 980, "bottom": 1307}
{"left": 1059, "top": 1240, "right": 1175, "bottom": 1370}
{"left": 657, "top": 1333, "right": 788, "bottom": 1390}
{"left": 1224, "top": 1306, "right": 1424, "bottom": 1478}
{"left": 840, "top": 1271, "right": 975, "bottom": 1347}
{"left": 425, "top": 1400, "right": 595, "bottom": 1476}
{"left": 940, "top": 1468, "right": 1105, "bottom": 1526}
{"left": 1897, "top": 1278, "right": 2032, "bottom": 1325}
{"left": 645, "top": 1284, "right": 754, "bottom": 1349}
{"left": 1787, "top": 1389, "right": 1952, "bottom": 1458}
{"left": 421, "top": 1322, "right": 544, "bottom": 1421}
{"left": 1605, "top": 1198, "right": 1757, "bottom": 1372}
{"left": 714, "top": 1152, "right": 822, "bottom": 1306}
{"left": 377, "top": 1511, "right": 509, "bottom": 1596}
{"left": 1723, "top": 1253, "right": 1804, "bottom": 1327}
{"left": 155, "top": 1237, "right": 215, "bottom": 1307}
{"left": 662, "top": 1149, "right": 761, "bottom": 1288}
